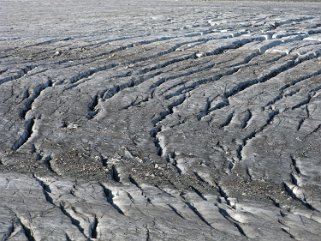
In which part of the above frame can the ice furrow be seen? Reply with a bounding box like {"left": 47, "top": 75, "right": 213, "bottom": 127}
{"left": 114, "top": 35, "right": 293, "bottom": 105}
{"left": 32, "top": 177, "right": 89, "bottom": 239}
{"left": 217, "top": 207, "right": 247, "bottom": 237}
{"left": 162, "top": 39, "right": 295, "bottom": 103}
{"left": 307, "top": 123, "right": 321, "bottom": 136}
{"left": 150, "top": 95, "right": 186, "bottom": 157}
{"left": 269, "top": 16, "right": 315, "bottom": 30}
{"left": 225, "top": 60, "right": 295, "bottom": 99}
{"left": 19, "top": 79, "right": 53, "bottom": 119}
{"left": 65, "top": 233, "right": 72, "bottom": 241}
{"left": 204, "top": 36, "right": 266, "bottom": 57}
{"left": 99, "top": 183, "right": 125, "bottom": 215}
{"left": 238, "top": 110, "right": 279, "bottom": 161}
{"left": 152, "top": 95, "right": 186, "bottom": 125}
{"left": 59, "top": 205, "right": 88, "bottom": 239}
{"left": 61, "top": 34, "right": 227, "bottom": 84}
{"left": 87, "top": 94, "right": 100, "bottom": 119}
{"left": 89, "top": 215, "right": 98, "bottom": 239}
{"left": 11, "top": 118, "right": 35, "bottom": 151}
{"left": 291, "top": 94, "right": 312, "bottom": 110}
{"left": 0, "top": 68, "right": 8, "bottom": 75}
{"left": 65, "top": 32, "right": 247, "bottom": 89}
{"left": 206, "top": 51, "right": 321, "bottom": 119}
{"left": 69, "top": 64, "right": 117, "bottom": 84}
{"left": 155, "top": 41, "right": 272, "bottom": 96}
{"left": 128, "top": 176, "right": 143, "bottom": 193}
{"left": 297, "top": 118, "right": 305, "bottom": 131}
{"left": 42, "top": 155, "right": 58, "bottom": 175}
{"left": 110, "top": 165, "right": 121, "bottom": 182}
{"left": 18, "top": 217, "right": 37, "bottom": 241}
{"left": 0, "top": 65, "right": 36, "bottom": 86}
{"left": 190, "top": 186, "right": 207, "bottom": 201}
{"left": 283, "top": 182, "right": 316, "bottom": 211}
{"left": 33, "top": 175, "right": 55, "bottom": 205}
{"left": 81, "top": 38, "right": 262, "bottom": 107}
{"left": 158, "top": 38, "right": 270, "bottom": 97}
{"left": 164, "top": 67, "right": 239, "bottom": 100}
{"left": 24, "top": 37, "right": 72, "bottom": 48}
{"left": 184, "top": 201, "right": 213, "bottom": 228}
{"left": 149, "top": 61, "right": 216, "bottom": 92}
{"left": 240, "top": 109, "right": 252, "bottom": 129}
{"left": 220, "top": 112, "right": 234, "bottom": 128}
{"left": 281, "top": 227, "right": 298, "bottom": 240}
{"left": 150, "top": 126, "right": 163, "bottom": 157}
{"left": 266, "top": 68, "right": 321, "bottom": 107}
{"left": 99, "top": 70, "right": 163, "bottom": 104}
{"left": 216, "top": 183, "right": 237, "bottom": 208}
{"left": 167, "top": 204, "right": 185, "bottom": 219}
{"left": 67, "top": 36, "right": 175, "bottom": 64}
{"left": 1, "top": 222, "right": 14, "bottom": 241}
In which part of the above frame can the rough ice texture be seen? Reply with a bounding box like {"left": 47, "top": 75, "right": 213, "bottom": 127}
{"left": 1, "top": 0, "right": 321, "bottom": 240}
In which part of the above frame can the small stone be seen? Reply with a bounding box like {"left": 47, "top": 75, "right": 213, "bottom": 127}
{"left": 53, "top": 50, "right": 62, "bottom": 57}
{"left": 196, "top": 52, "right": 205, "bottom": 58}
